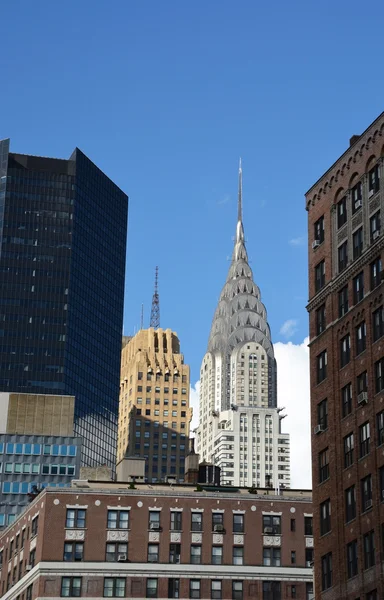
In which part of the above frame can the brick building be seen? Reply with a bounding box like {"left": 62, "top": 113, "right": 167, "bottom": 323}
{"left": 0, "top": 482, "right": 313, "bottom": 599}
{"left": 306, "top": 112, "right": 384, "bottom": 599}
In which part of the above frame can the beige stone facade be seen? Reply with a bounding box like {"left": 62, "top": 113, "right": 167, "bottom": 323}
{"left": 0, "top": 392, "right": 75, "bottom": 436}
{"left": 117, "top": 328, "right": 192, "bottom": 482}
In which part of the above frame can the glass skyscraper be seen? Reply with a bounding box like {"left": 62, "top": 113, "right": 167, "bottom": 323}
{"left": 0, "top": 139, "right": 128, "bottom": 469}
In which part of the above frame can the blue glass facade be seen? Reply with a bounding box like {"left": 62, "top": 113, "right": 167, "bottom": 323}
{"left": 0, "top": 140, "right": 128, "bottom": 469}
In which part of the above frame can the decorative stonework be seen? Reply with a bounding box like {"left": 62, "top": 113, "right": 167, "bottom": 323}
{"left": 65, "top": 529, "right": 85, "bottom": 541}
{"left": 191, "top": 533, "right": 202, "bottom": 543}
{"left": 352, "top": 211, "right": 363, "bottom": 231}
{"left": 95, "top": 500, "right": 101, "bottom": 506}
{"left": 290, "top": 507, "right": 296, "bottom": 513}
{"left": 107, "top": 531, "right": 128, "bottom": 542}
{"left": 305, "top": 537, "right": 314, "bottom": 548}
{"left": 337, "top": 224, "right": 348, "bottom": 244}
{"left": 233, "top": 534, "right": 244, "bottom": 545}
{"left": 53, "top": 499, "right": 60, "bottom": 505}
{"left": 369, "top": 196, "right": 380, "bottom": 213}
{"left": 263, "top": 535, "right": 281, "bottom": 547}
{"left": 170, "top": 532, "right": 181, "bottom": 543}
{"left": 29, "top": 537, "right": 37, "bottom": 551}
{"left": 148, "top": 532, "right": 160, "bottom": 542}
{"left": 212, "top": 534, "right": 223, "bottom": 544}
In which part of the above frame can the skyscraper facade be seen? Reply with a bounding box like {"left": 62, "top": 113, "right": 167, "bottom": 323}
{"left": 306, "top": 112, "right": 384, "bottom": 599}
{"left": 0, "top": 139, "right": 128, "bottom": 469}
{"left": 118, "top": 328, "right": 192, "bottom": 482}
{"left": 196, "top": 164, "right": 290, "bottom": 488}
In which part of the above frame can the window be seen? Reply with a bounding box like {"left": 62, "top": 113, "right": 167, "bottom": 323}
{"left": 371, "top": 211, "right": 381, "bottom": 243}
{"left": 352, "top": 181, "right": 362, "bottom": 213}
{"left": 107, "top": 510, "right": 129, "bottom": 530}
{"left": 61, "top": 577, "right": 82, "bottom": 597}
{"left": 291, "top": 551, "right": 296, "bottom": 564}
{"left": 344, "top": 432, "right": 354, "bottom": 468}
{"left": 337, "top": 196, "right": 347, "bottom": 228}
{"left": 306, "top": 583, "right": 314, "bottom": 600}
{"left": 315, "top": 260, "right": 325, "bottom": 292}
{"left": 211, "top": 580, "right": 222, "bottom": 600}
{"left": 346, "top": 540, "right": 358, "bottom": 578}
{"left": 314, "top": 216, "right": 325, "bottom": 244}
{"left": 317, "top": 350, "right": 327, "bottom": 384}
{"left": 345, "top": 485, "right": 356, "bottom": 522}
{"left": 149, "top": 511, "right": 160, "bottom": 529}
{"left": 290, "top": 518, "right": 296, "bottom": 532}
{"left": 263, "top": 547, "right": 281, "bottom": 566}
{"left": 233, "top": 514, "right": 244, "bottom": 533}
{"left": 305, "top": 548, "right": 314, "bottom": 565}
{"left": 342, "top": 383, "right": 352, "bottom": 417}
{"left": 353, "top": 227, "right": 363, "bottom": 259}
{"left": 356, "top": 322, "right": 366, "bottom": 355}
{"left": 340, "top": 335, "right": 351, "bottom": 367}
{"left": 364, "top": 531, "right": 375, "bottom": 569}
{"left": 191, "top": 512, "right": 202, "bottom": 532}
{"left": 319, "top": 448, "right": 329, "bottom": 483}
{"left": 316, "top": 304, "right": 326, "bottom": 335}
{"left": 371, "top": 257, "right": 382, "bottom": 290}
{"left": 317, "top": 398, "right": 328, "bottom": 429}
{"left": 353, "top": 272, "right": 364, "bottom": 303}
{"left": 361, "top": 475, "right": 372, "bottom": 512}
{"left": 321, "top": 552, "right": 332, "bottom": 591}
{"left": 169, "top": 543, "right": 181, "bottom": 564}
{"left": 190, "top": 545, "right": 201, "bottom": 564}
{"left": 190, "top": 580, "right": 201, "bottom": 599}
{"left": 263, "top": 515, "right": 281, "bottom": 534}
{"left": 66, "top": 509, "right": 86, "bottom": 528}
{"left": 212, "top": 546, "right": 223, "bottom": 565}
{"left": 366, "top": 591, "right": 377, "bottom": 600}
{"left": 233, "top": 546, "right": 244, "bottom": 565}
{"left": 170, "top": 512, "right": 182, "bottom": 531}
{"left": 105, "top": 543, "right": 128, "bottom": 562}
{"left": 64, "top": 542, "right": 84, "bottom": 561}
{"left": 103, "top": 578, "right": 126, "bottom": 598}
{"left": 369, "top": 164, "right": 380, "bottom": 194}
{"left": 31, "top": 516, "right": 38, "bottom": 537}
{"left": 168, "top": 579, "right": 180, "bottom": 599}
{"left": 357, "top": 370, "right": 368, "bottom": 395}
{"left": 338, "top": 285, "right": 349, "bottom": 318}
{"left": 262, "top": 581, "right": 281, "bottom": 600}
{"left": 232, "top": 581, "right": 243, "bottom": 600}
{"left": 212, "top": 513, "right": 224, "bottom": 530}
{"left": 146, "top": 578, "right": 158, "bottom": 598}
{"left": 377, "top": 411, "right": 384, "bottom": 446}
{"left": 373, "top": 306, "right": 384, "bottom": 341}
{"left": 338, "top": 241, "right": 348, "bottom": 272}
{"left": 304, "top": 516, "right": 313, "bottom": 536}
{"left": 290, "top": 585, "right": 296, "bottom": 599}
{"left": 375, "top": 358, "right": 384, "bottom": 393}
{"left": 320, "top": 499, "right": 331, "bottom": 535}
{"left": 147, "top": 544, "right": 159, "bottom": 563}
{"left": 359, "top": 422, "right": 370, "bottom": 457}
{"left": 379, "top": 466, "right": 384, "bottom": 502}
{"left": 30, "top": 548, "right": 36, "bottom": 568}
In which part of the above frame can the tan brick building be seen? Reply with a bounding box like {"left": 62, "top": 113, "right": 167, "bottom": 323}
{"left": 117, "top": 329, "right": 192, "bottom": 482}
{"left": 306, "top": 112, "right": 384, "bottom": 599}
{"left": 0, "top": 482, "right": 313, "bottom": 600}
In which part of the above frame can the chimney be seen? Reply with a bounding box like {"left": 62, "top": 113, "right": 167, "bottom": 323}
{"left": 349, "top": 134, "right": 360, "bottom": 147}
{"left": 184, "top": 438, "right": 199, "bottom": 484}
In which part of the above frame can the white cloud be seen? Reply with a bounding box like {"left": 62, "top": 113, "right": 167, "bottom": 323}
{"left": 289, "top": 236, "right": 305, "bottom": 246}
{"left": 279, "top": 318, "right": 298, "bottom": 339}
{"left": 275, "top": 337, "right": 311, "bottom": 489}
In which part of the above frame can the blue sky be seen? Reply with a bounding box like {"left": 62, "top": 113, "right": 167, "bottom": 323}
{"left": 1, "top": 0, "right": 383, "bottom": 383}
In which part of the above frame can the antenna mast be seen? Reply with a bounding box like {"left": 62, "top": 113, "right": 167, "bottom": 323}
{"left": 150, "top": 266, "right": 160, "bottom": 329}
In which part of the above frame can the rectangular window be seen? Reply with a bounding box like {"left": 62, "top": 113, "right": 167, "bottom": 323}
{"left": 107, "top": 510, "right": 129, "bottom": 530}
{"left": 361, "top": 474, "right": 373, "bottom": 512}
{"left": 290, "top": 518, "right": 296, "bottom": 532}
{"left": 338, "top": 285, "right": 349, "bottom": 318}
{"left": 353, "top": 272, "right": 364, "bottom": 304}
{"left": 170, "top": 512, "right": 182, "bottom": 531}
{"left": 337, "top": 196, "right": 347, "bottom": 228}
{"left": 379, "top": 466, "right": 384, "bottom": 502}
{"left": 357, "top": 370, "right": 368, "bottom": 395}
{"left": 262, "top": 515, "right": 281, "bottom": 534}
{"left": 168, "top": 579, "right": 180, "bottom": 599}
{"left": 233, "top": 514, "right": 244, "bottom": 533}
{"left": 190, "top": 545, "right": 201, "bottom": 564}
{"left": 304, "top": 516, "right": 313, "bottom": 536}
{"left": 375, "top": 358, "right": 384, "bottom": 393}
{"left": 315, "top": 260, "right": 325, "bottom": 292}
{"left": 64, "top": 542, "right": 84, "bottom": 561}
{"left": 211, "top": 580, "right": 222, "bottom": 600}
{"left": 359, "top": 422, "right": 370, "bottom": 457}
{"left": 232, "top": 581, "right": 243, "bottom": 600}
{"left": 314, "top": 216, "right": 325, "bottom": 244}
{"left": 345, "top": 485, "right": 356, "bottom": 522}
{"left": 146, "top": 578, "right": 158, "bottom": 598}
{"left": 105, "top": 543, "right": 128, "bottom": 562}
{"left": 319, "top": 448, "right": 329, "bottom": 483}
{"left": 356, "top": 321, "right": 366, "bottom": 355}
{"left": 340, "top": 334, "right": 351, "bottom": 367}
{"left": 148, "top": 511, "right": 160, "bottom": 529}
{"left": 352, "top": 181, "right": 362, "bottom": 213}
{"left": 321, "top": 552, "right": 332, "bottom": 591}
{"left": 317, "top": 350, "right": 327, "bottom": 384}
{"left": 317, "top": 398, "right": 328, "bottom": 429}
{"left": 191, "top": 512, "right": 202, "bottom": 532}
{"left": 212, "top": 546, "right": 223, "bottom": 565}
{"left": 346, "top": 540, "right": 358, "bottom": 579}
{"left": 263, "top": 547, "right": 281, "bottom": 566}
{"left": 262, "top": 582, "right": 281, "bottom": 600}
{"left": 66, "top": 509, "right": 86, "bottom": 529}
{"left": 342, "top": 383, "right": 352, "bottom": 417}
{"left": 61, "top": 577, "right": 82, "bottom": 597}
{"left": 371, "top": 257, "right": 382, "bottom": 290}
{"left": 169, "top": 543, "right": 181, "bottom": 564}
{"left": 190, "top": 580, "right": 201, "bottom": 600}
{"left": 316, "top": 304, "right": 326, "bottom": 335}
{"left": 291, "top": 551, "right": 296, "bottom": 564}
{"left": 147, "top": 544, "right": 159, "bottom": 563}
{"left": 233, "top": 546, "right": 244, "bottom": 565}
{"left": 344, "top": 433, "right": 354, "bottom": 468}
{"left": 373, "top": 306, "right": 384, "bottom": 341}
{"left": 364, "top": 531, "right": 375, "bottom": 569}
{"left": 369, "top": 164, "right": 380, "bottom": 194}
{"left": 212, "top": 512, "right": 224, "bottom": 531}
{"left": 320, "top": 499, "right": 331, "bottom": 536}
{"left": 353, "top": 227, "right": 363, "bottom": 259}
{"left": 338, "top": 241, "right": 348, "bottom": 272}
{"left": 377, "top": 411, "right": 384, "bottom": 446}
{"left": 103, "top": 578, "right": 126, "bottom": 598}
{"left": 370, "top": 211, "right": 381, "bottom": 243}
{"left": 31, "top": 516, "right": 38, "bottom": 537}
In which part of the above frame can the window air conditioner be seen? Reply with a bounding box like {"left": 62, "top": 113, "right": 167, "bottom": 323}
{"left": 117, "top": 554, "right": 127, "bottom": 562}
{"left": 369, "top": 189, "right": 374, "bottom": 198}
{"left": 150, "top": 522, "right": 160, "bottom": 530}
{"left": 355, "top": 199, "right": 362, "bottom": 209}
{"left": 357, "top": 392, "right": 368, "bottom": 405}
{"left": 373, "top": 230, "right": 380, "bottom": 240}
{"left": 213, "top": 524, "right": 224, "bottom": 533}
{"left": 314, "top": 424, "right": 325, "bottom": 435}
{"left": 312, "top": 240, "right": 320, "bottom": 249}
{"left": 264, "top": 526, "right": 273, "bottom": 534}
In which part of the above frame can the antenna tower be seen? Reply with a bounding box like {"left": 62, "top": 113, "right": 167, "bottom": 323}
{"left": 150, "top": 266, "right": 160, "bottom": 329}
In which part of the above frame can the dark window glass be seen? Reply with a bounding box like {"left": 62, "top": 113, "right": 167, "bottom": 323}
{"left": 344, "top": 433, "right": 354, "bottom": 468}
{"left": 373, "top": 306, "right": 384, "bottom": 342}
{"left": 345, "top": 486, "right": 356, "bottom": 523}
{"left": 315, "top": 260, "right": 325, "bottom": 292}
{"left": 105, "top": 543, "right": 128, "bottom": 562}
{"left": 375, "top": 358, "right": 384, "bottom": 393}
{"left": 377, "top": 411, "right": 384, "bottom": 446}
{"left": 351, "top": 181, "right": 362, "bottom": 213}
{"left": 314, "top": 216, "right": 325, "bottom": 244}
{"left": 212, "top": 513, "right": 224, "bottom": 530}
{"left": 363, "top": 531, "right": 375, "bottom": 569}
{"left": 355, "top": 321, "right": 366, "bottom": 355}
{"left": 148, "top": 511, "right": 160, "bottom": 528}
{"left": 103, "top": 578, "right": 126, "bottom": 598}
{"left": 317, "top": 399, "right": 328, "bottom": 429}
{"left": 190, "top": 545, "right": 201, "bottom": 564}
{"left": 337, "top": 196, "right": 347, "bottom": 228}
{"left": 353, "top": 272, "right": 364, "bottom": 304}
{"left": 290, "top": 518, "right": 296, "bottom": 532}
{"left": 168, "top": 579, "right": 180, "bottom": 600}
{"left": 146, "top": 578, "right": 158, "bottom": 598}
{"left": 233, "top": 546, "right": 244, "bottom": 565}
{"left": 340, "top": 335, "right": 350, "bottom": 367}
{"left": 369, "top": 164, "right": 380, "bottom": 195}
{"left": 317, "top": 351, "right": 327, "bottom": 384}
{"left": 346, "top": 540, "right": 358, "bottom": 578}
{"left": 357, "top": 371, "right": 368, "bottom": 395}
{"left": 353, "top": 227, "right": 363, "bottom": 259}
{"left": 147, "top": 544, "right": 159, "bottom": 563}
{"left": 169, "top": 543, "right": 181, "bottom": 564}
{"left": 64, "top": 542, "right": 84, "bottom": 562}
{"left": 262, "top": 515, "right": 281, "bottom": 534}
{"left": 320, "top": 499, "right": 331, "bottom": 536}
{"left": 211, "top": 580, "right": 222, "bottom": 600}
{"left": 319, "top": 448, "right": 329, "bottom": 483}
{"left": 338, "top": 241, "right": 348, "bottom": 272}
{"left": 61, "top": 577, "right": 82, "bottom": 597}
{"left": 316, "top": 304, "right": 326, "bottom": 335}
{"left": 304, "top": 516, "right": 313, "bottom": 536}
{"left": 170, "top": 512, "right": 182, "bottom": 531}
{"left": 359, "top": 422, "right": 370, "bottom": 458}
{"left": 263, "top": 547, "right": 281, "bottom": 566}
{"left": 379, "top": 466, "right": 384, "bottom": 502}
{"left": 342, "top": 383, "right": 352, "bottom": 417}
{"left": 107, "top": 510, "right": 129, "bottom": 530}
{"left": 370, "top": 211, "right": 381, "bottom": 243}
{"left": 232, "top": 581, "right": 243, "bottom": 600}
{"left": 370, "top": 257, "right": 382, "bottom": 290}
{"left": 191, "top": 512, "right": 202, "bottom": 532}
{"left": 233, "top": 514, "right": 244, "bottom": 533}
{"left": 65, "top": 509, "right": 85, "bottom": 529}
{"left": 361, "top": 475, "right": 373, "bottom": 512}
{"left": 321, "top": 552, "right": 332, "bottom": 591}
{"left": 212, "top": 546, "right": 223, "bottom": 565}
{"left": 262, "top": 581, "right": 281, "bottom": 600}
{"left": 338, "top": 285, "right": 349, "bottom": 318}
{"left": 190, "top": 580, "right": 201, "bottom": 600}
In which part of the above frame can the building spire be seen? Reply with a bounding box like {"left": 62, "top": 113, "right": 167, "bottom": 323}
{"left": 150, "top": 266, "right": 160, "bottom": 329}
{"left": 238, "top": 157, "right": 242, "bottom": 222}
